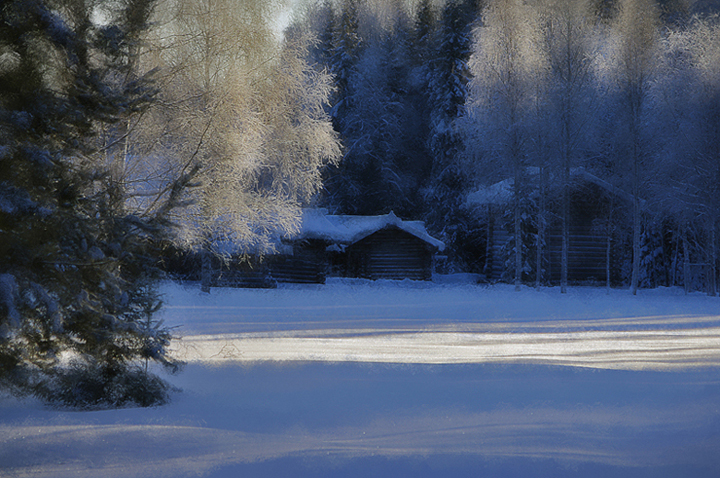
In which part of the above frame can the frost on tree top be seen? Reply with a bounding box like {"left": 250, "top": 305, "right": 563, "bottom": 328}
{"left": 296, "top": 209, "right": 445, "bottom": 251}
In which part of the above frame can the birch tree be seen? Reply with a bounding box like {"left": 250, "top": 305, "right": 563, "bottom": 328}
{"left": 655, "top": 15, "right": 720, "bottom": 295}
{"left": 131, "top": 0, "right": 340, "bottom": 290}
{"left": 540, "top": 0, "right": 597, "bottom": 292}
{"left": 466, "top": 0, "right": 545, "bottom": 290}
{"left": 607, "top": 0, "right": 660, "bottom": 295}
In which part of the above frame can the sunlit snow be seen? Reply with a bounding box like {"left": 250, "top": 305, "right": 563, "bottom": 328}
{"left": 2, "top": 277, "right": 720, "bottom": 477}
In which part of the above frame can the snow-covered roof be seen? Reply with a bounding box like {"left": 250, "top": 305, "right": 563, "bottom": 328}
{"left": 465, "top": 167, "right": 638, "bottom": 208}
{"left": 465, "top": 178, "right": 514, "bottom": 206}
{"left": 295, "top": 209, "right": 445, "bottom": 251}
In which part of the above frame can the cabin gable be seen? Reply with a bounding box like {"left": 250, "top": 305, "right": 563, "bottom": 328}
{"left": 473, "top": 169, "right": 633, "bottom": 285}
{"left": 346, "top": 226, "right": 437, "bottom": 281}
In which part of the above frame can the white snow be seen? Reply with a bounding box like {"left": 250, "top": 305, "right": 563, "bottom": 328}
{"left": 2, "top": 277, "right": 720, "bottom": 477}
{"left": 465, "top": 176, "right": 515, "bottom": 206}
{"left": 160, "top": 276, "right": 720, "bottom": 334}
{"left": 296, "top": 209, "right": 445, "bottom": 250}
{"left": 163, "top": 277, "right": 720, "bottom": 370}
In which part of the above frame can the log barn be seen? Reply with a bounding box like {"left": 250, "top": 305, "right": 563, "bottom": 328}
{"left": 278, "top": 210, "right": 445, "bottom": 282}
{"left": 466, "top": 167, "right": 634, "bottom": 285}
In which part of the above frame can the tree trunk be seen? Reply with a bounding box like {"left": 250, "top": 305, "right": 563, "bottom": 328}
{"left": 708, "top": 220, "right": 717, "bottom": 297}
{"left": 627, "top": 72, "right": 644, "bottom": 295}
{"left": 683, "top": 224, "right": 690, "bottom": 295}
{"left": 536, "top": 167, "right": 545, "bottom": 289}
{"left": 670, "top": 226, "right": 678, "bottom": 287}
{"left": 662, "top": 224, "right": 670, "bottom": 287}
{"left": 201, "top": 248, "right": 212, "bottom": 293}
{"left": 606, "top": 196, "right": 614, "bottom": 295}
{"left": 631, "top": 194, "right": 641, "bottom": 295}
{"left": 515, "top": 192, "right": 522, "bottom": 291}
{"left": 513, "top": 126, "right": 522, "bottom": 292}
{"left": 561, "top": 163, "right": 569, "bottom": 293}
{"left": 606, "top": 232, "right": 611, "bottom": 295}
{"left": 484, "top": 205, "right": 494, "bottom": 280}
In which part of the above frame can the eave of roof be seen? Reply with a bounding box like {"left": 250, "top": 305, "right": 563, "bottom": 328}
{"left": 465, "top": 167, "right": 643, "bottom": 208}
{"left": 296, "top": 209, "right": 445, "bottom": 251}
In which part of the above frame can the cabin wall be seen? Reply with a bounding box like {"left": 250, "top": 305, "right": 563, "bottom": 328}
{"left": 346, "top": 228, "right": 435, "bottom": 281}
{"left": 485, "top": 181, "right": 629, "bottom": 285}
{"left": 546, "top": 227, "right": 608, "bottom": 284}
{"left": 488, "top": 225, "right": 611, "bottom": 284}
{"left": 270, "top": 240, "right": 328, "bottom": 284}
{"left": 205, "top": 255, "right": 276, "bottom": 288}
{"left": 217, "top": 262, "right": 275, "bottom": 288}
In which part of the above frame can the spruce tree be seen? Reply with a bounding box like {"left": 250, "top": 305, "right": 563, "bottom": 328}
{"left": 322, "top": 1, "right": 416, "bottom": 216}
{"left": 0, "top": 0, "right": 179, "bottom": 408}
{"left": 424, "top": 0, "right": 479, "bottom": 269}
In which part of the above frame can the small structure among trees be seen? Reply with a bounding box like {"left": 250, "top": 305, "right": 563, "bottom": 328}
{"left": 280, "top": 210, "right": 445, "bottom": 282}
{"left": 466, "top": 168, "right": 633, "bottom": 286}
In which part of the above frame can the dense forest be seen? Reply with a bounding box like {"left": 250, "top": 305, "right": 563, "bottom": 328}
{"left": 290, "top": 0, "right": 720, "bottom": 294}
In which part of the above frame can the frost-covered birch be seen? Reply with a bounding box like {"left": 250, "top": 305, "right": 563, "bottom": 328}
{"left": 604, "top": 0, "right": 660, "bottom": 295}
{"left": 654, "top": 16, "right": 720, "bottom": 295}
{"left": 125, "top": 0, "right": 340, "bottom": 289}
{"left": 465, "top": 0, "right": 545, "bottom": 290}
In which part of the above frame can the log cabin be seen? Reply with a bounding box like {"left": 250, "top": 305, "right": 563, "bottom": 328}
{"left": 276, "top": 210, "right": 445, "bottom": 282}
{"left": 466, "top": 167, "right": 635, "bottom": 285}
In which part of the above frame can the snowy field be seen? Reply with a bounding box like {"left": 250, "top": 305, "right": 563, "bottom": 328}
{"left": 2, "top": 276, "right": 720, "bottom": 477}
{"left": 166, "top": 277, "right": 720, "bottom": 370}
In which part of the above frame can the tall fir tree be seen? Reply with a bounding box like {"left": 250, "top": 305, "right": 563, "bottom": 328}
{"left": 0, "top": 0, "right": 181, "bottom": 407}
{"left": 323, "top": 1, "right": 424, "bottom": 216}
{"left": 322, "top": 0, "right": 363, "bottom": 212}
{"left": 424, "top": 0, "right": 481, "bottom": 270}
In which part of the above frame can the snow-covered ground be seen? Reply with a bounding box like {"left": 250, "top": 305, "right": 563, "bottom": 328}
{"left": 165, "top": 277, "right": 720, "bottom": 370}
{"left": 2, "top": 277, "right": 720, "bottom": 477}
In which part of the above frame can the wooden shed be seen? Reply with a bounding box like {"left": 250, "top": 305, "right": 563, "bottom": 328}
{"left": 269, "top": 238, "right": 329, "bottom": 284}
{"left": 467, "top": 168, "right": 633, "bottom": 285}
{"left": 281, "top": 210, "right": 445, "bottom": 282}
{"left": 346, "top": 226, "right": 438, "bottom": 280}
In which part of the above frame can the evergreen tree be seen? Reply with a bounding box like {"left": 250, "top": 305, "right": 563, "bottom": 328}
{"left": 331, "top": 30, "right": 407, "bottom": 214}
{"left": 424, "top": 0, "right": 480, "bottom": 270}
{"left": 330, "top": 0, "right": 363, "bottom": 128}
{"left": 321, "top": 0, "right": 363, "bottom": 212}
{"left": 414, "top": 0, "right": 437, "bottom": 63}
{"left": 323, "top": 1, "right": 425, "bottom": 217}
{"left": 0, "top": 0, "right": 180, "bottom": 407}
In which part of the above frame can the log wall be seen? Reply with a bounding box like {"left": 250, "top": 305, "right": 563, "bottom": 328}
{"left": 346, "top": 228, "right": 435, "bottom": 281}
